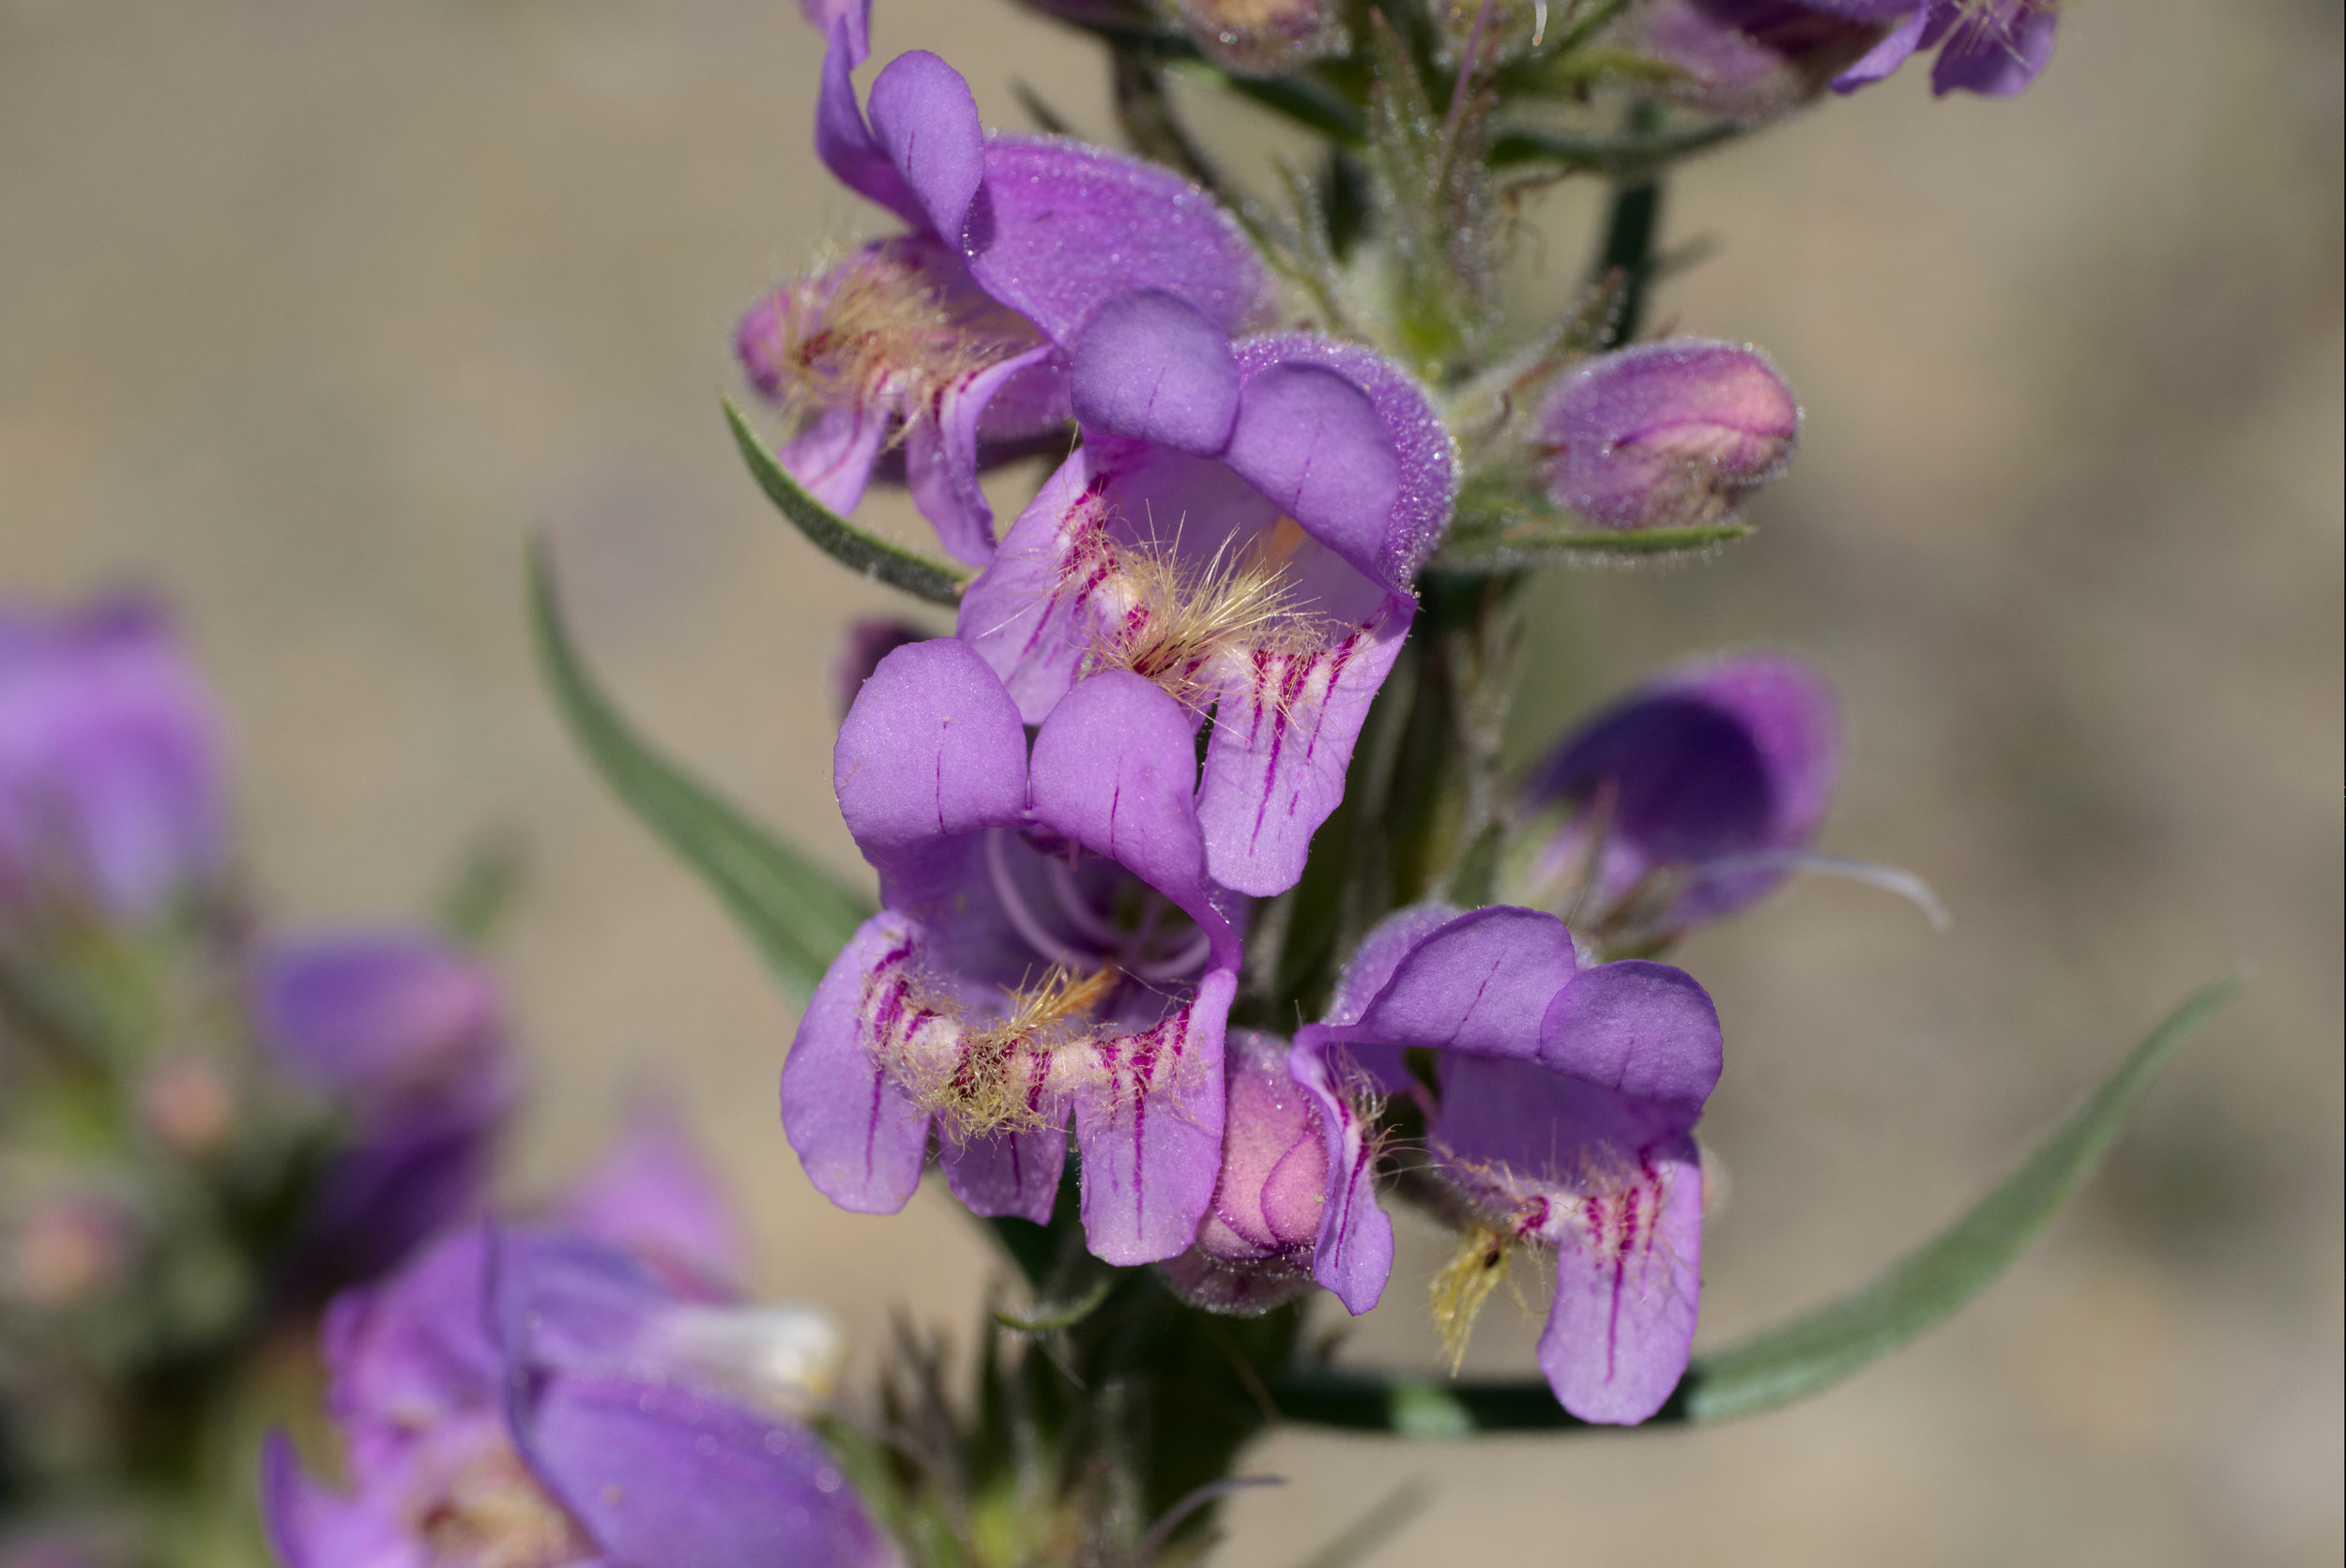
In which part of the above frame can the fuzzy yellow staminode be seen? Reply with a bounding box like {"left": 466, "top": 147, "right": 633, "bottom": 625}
{"left": 1086, "top": 527, "right": 1327, "bottom": 713}
{"left": 900, "top": 966, "right": 1119, "bottom": 1138}
{"left": 1429, "top": 1222, "right": 1516, "bottom": 1374}
{"left": 750, "top": 248, "right": 1026, "bottom": 435}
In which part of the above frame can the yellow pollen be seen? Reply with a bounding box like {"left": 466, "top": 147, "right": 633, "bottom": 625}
{"left": 1429, "top": 1222, "right": 1516, "bottom": 1374}
{"left": 901, "top": 966, "right": 1118, "bottom": 1136}
{"left": 751, "top": 248, "right": 1028, "bottom": 437}
{"left": 1085, "top": 530, "right": 1328, "bottom": 712}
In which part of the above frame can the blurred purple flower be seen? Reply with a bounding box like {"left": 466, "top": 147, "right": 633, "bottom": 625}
{"left": 559, "top": 1104, "right": 747, "bottom": 1297}
{"left": 1613, "top": 0, "right": 1893, "bottom": 121}
{"left": 737, "top": 22, "right": 1269, "bottom": 562}
{"left": 0, "top": 595, "right": 225, "bottom": 926}
{"left": 785, "top": 638, "right": 1243, "bottom": 1265}
{"left": 1159, "top": 1028, "right": 1391, "bottom": 1317}
{"left": 1810, "top": 0, "right": 2059, "bottom": 97}
{"left": 960, "top": 288, "right": 1457, "bottom": 896}
{"left": 251, "top": 931, "right": 517, "bottom": 1290}
{"left": 264, "top": 1134, "right": 889, "bottom": 1568}
{"left": 1516, "top": 653, "right": 1842, "bottom": 941}
{"left": 1302, "top": 906, "right": 1723, "bottom": 1424}
{"left": 1535, "top": 340, "right": 1798, "bottom": 532}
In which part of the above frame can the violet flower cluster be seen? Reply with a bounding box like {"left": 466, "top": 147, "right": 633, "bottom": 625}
{"left": 724, "top": 0, "right": 1978, "bottom": 1431}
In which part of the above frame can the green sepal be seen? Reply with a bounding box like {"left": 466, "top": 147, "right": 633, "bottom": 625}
{"left": 527, "top": 537, "right": 874, "bottom": 999}
{"left": 724, "top": 397, "right": 972, "bottom": 608}
{"left": 1272, "top": 976, "right": 2238, "bottom": 1432}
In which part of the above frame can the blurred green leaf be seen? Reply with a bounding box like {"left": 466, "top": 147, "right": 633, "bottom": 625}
{"left": 527, "top": 538, "right": 872, "bottom": 999}
{"left": 724, "top": 397, "right": 971, "bottom": 608}
{"left": 1273, "top": 976, "right": 2239, "bottom": 1431}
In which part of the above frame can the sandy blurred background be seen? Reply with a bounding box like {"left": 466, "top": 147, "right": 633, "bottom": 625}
{"left": 3, "top": 0, "right": 2340, "bottom": 1560}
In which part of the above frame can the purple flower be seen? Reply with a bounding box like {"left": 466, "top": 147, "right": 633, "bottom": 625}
{"left": 251, "top": 931, "right": 517, "bottom": 1289}
{"left": 1300, "top": 905, "right": 1723, "bottom": 1424}
{"left": 1612, "top": 0, "right": 1895, "bottom": 121}
{"left": 959, "top": 289, "right": 1457, "bottom": 897}
{"left": 736, "top": 19, "right": 1270, "bottom": 563}
{"left": 0, "top": 595, "right": 224, "bottom": 926}
{"left": 1158, "top": 1028, "right": 1391, "bottom": 1317}
{"left": 1814, "top": 0, "right": 2059, "bottom": 98}
{"left": 784, "top": 638, "right": 1245, "bottom": 1265}
{"left": 1535, "top": 340, "right": 1799, "bottom": 532}
{"left": 264, "top": 1136, "right": 891, "bottom": 1568}
{"left": 1175, "top": 0, "right": 1348, "bottom": 76}
{"left": 1515, "top": 653, "right": 1841, "bottom": 942}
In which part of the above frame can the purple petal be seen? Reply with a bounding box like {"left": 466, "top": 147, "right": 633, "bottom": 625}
{"left": 1830, "top": 4, "right": 1928, "bottom": 89}
{"left": 1070, "top": 290, "right": 1242, "bottom": 456}
{"left": 782, "top": 914, "right": 937, "bottom": 1216}
{"left": 779, "top": 401, "right": 892, "bottom": 518}
{"left": 259, "top": 1432, "right": 416, "bottom": 1568}
{"left": 289, "top": 1097, "right": 503, "bottom": 1294}
{"left": 864, "top": 51, "right": 987, "bottom": 244}
{"left": 1333, "top": 906, "right": 1581, "bottom": 1061}
{"left": 1026, "top": 671, "right": 1239, "bottom": 967}
{"left": 1222, "top": 364, "right": 1401, "bottom": 584}
{"left": 560, "top": 1107, "right": 746, "bottom": 1295}
{"left": 1537, "top": 1132, "right": 1702, "bottom": 1424}
{"left": 1073, "top": 967, "right": 1235, "bottom": 1264}
{"left": 251, "top": 931, "right": 503, "bottom": 1104}
{"left": 518, "top": 1376, "right": 898, "bottom": 1568}
{"left": 939, "top": 1121, "right": 1067, "bottom": 1224}
{"left": 1536, "top": 340, "right": 1799, "bottom": 531}
{"left": 952, "top": 450, "right": 1104, "bottom": 723}
{"left": 1317, "top": 901, "right": 1466, "bottom": 1094}
{"left": 904, "top": 343, "right": 1066, "bottom": 565}
{"left": 319, "top": 1225, "right": 500, "bottom": 1474}
{"left": 1232, "top": 336, "right": 1458, "bottom": 585}
{"left": 814, "top": 24, "right": 924, "bottom": 227}
{"left": 964, "top": 137, "right": 1272, "bottom": 348}
{"left": 834, "top": 638, "right": 1028, "bottom": 891}
{"left": 1287, "top": 1034, "right": 1392, "bottom": 1315}
{"left": 1928, "top": 0, "right": 2056, "bottom": 97}
{"left": 1195, "top": 590, "right": 1411, "bottom": 897}
{"left": 798, "top": 0, "right": 871, "bottom": 64}
{"left": 1538, "top": 960, "right": 1723, "bottom": 1121}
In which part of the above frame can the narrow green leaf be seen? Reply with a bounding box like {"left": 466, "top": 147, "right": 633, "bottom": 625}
{"left": 1434, "top": 512, "right": 1755, "bottom": 571}
{"left": 723, "top": 398, "right": 971, "bottom": 608}
{"left": 527, "top": 538, "right": 873, "bottom": 998}
{"left": 1684, "top": 973, "right": 2241, "bottom": 1422}
{"left": 1269, "top": 978, "right": 2236, "bottom": 1433}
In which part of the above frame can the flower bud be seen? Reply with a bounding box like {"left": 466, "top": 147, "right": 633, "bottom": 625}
{"left": 138, "top": 1055, "right": 236, "bottom": 1156}
{"left": 1534, "top": 340, "right": 1799, "bottom": 531}
{"left": 1611, "top": 0, "right": 1891, "bottom": 122}
{"left": 7, "top": 1188, "right": 135, "bottom": 1307}
{"left": 1175, "top": 0, "right": 1347, "bottom": 77}
{"left": 0, "top": 595, "right": 225, "bottom": 927}
{"left": 1159, "top": 1031, "right": 1329, "bottom": 1314}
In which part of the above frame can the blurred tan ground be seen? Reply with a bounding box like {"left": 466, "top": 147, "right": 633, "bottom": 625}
{"left": 1, "top": 0, "right": 2339, "bottom": 1560}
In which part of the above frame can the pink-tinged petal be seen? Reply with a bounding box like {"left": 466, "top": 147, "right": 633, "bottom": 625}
{"left": 780, "top": 400, "right": 892, "bottom": 518}
{"left": 904, "top": 343, "right": 1066, "bottom": 566}
{"left": 560, "top": 1106, "right": 745, "bottom": 1295}
{"left": 1538, "top": 961, "right": 1722, "bottom": 1124}
{"left": 1027, "top": 670, "right": 1241, "bottom": 967}
{"left": 865, "top": 51, "right": 988, "bottom": 245}
{"left": 1287, "top": 1034, "right": 1392, "bottom": 1315}
{"left": 1073, "top": 967, "right": 1235, "bottom": 1264}
{"left": 260, "top": 1432, "right": 419, "bottom": 1568}
{"left": 1196, "top": 590, "right": 1411, "bottom": 897}
{"left": 1830, "top": 5, "right": 1928, "bottom": 89}
{"left": 1234, "top": 335, "right": 1458, "bottom": 585}
{"left": 1070, "top": 290, "right": 1242, "bottom": 457}
{"left": 519, "top": 1376, "right": 900, "bottom": 1568}
{"left": 1537, "top": 1133, "right": 1702, "bottom": 1424}
{"left": 781, "top": 914, "right": 937, "bottom": 1216}
{"left": 799, "top": 0, "right": 871, "bottom": 65}
{"left": 1333, "top": 906, "right": 1582, "bottom": 1061}
{"left": 939, "top": 1120, "right": 1068, "bottom": 1224}
{"left": 1536, "top": 340, "right": 1799, "bottom": 531}
{"left": 965, "top": 137, "right": 1272, "bottom": 347}
{"left": 815, "top": 23, "right": 925, "bottom": 227}
{"left": 834, "top": 639, "right": 1028, "bottom": 886}
{"left": 1929, "top": 0, "right": 2055, "bottom": 98}
{"left": 1222, "top": 364, "right": 1401, "bottom": 586}
{"left": 954, "top": 450, "right": 1103, "bottom": 723}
